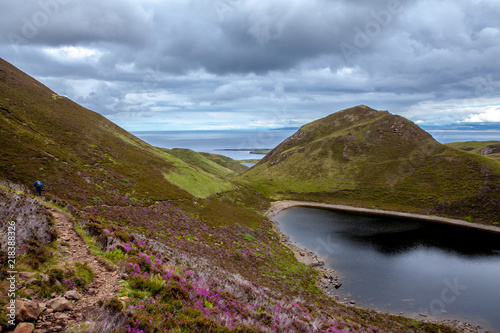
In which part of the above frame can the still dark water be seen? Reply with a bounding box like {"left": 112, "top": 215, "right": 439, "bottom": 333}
{"left": 274, "top": 208, "right": 500, "bottom": 331}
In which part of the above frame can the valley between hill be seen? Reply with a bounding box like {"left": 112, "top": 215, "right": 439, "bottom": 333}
{"left": 1, "top": 58, "right": 498, "bottom": 333}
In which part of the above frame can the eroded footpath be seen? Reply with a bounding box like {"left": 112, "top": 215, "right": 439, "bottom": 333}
{"left": 12, "top": 208, "right": 120, "bottom": 333}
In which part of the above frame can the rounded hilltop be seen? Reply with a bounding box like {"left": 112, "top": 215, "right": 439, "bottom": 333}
{"left": 239, "top": 105, "right": 500, "bottom": 225}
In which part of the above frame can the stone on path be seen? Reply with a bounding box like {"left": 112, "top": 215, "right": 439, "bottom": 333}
{"left": 13, "top": 323, "right": 35, "bottom": 333}
{"left": 63, "top": 290, "right": 81, "bottom": 300}
{"left": 46, "top": 297, "right": 73, "bottom": 312}
{"left": 6, "top": 300, "right": 41, "bottom": 322}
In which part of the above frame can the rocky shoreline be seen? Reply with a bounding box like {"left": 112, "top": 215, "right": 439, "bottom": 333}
{"left": 267, "top": 204, "right": 349, "bottom": 305}
{"left": 266, "top": 201, "right": 491, "bottom": 333}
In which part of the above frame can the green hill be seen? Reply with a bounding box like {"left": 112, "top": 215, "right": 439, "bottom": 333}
{"left": 446, "top": 141, "right": 500, "bottom": 162}
{"left": 167, "top": 148, "right": 246, "bottom": 177}
{"left": 0, "top": 60, "right": 467, "bottom": 333}
{"left": 0, "top": 58, "right": 235, "bottom": 203}
{"left": 238, "top": 105, "right": 500, "bottom": 224}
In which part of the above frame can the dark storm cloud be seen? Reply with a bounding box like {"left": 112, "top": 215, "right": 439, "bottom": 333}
{"left": 1, "top": 0, "right": 499, "bottom": 129}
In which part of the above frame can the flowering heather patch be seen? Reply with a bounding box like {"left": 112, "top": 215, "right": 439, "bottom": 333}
{"left": 82, "top": 202, "right": 316, "bottom": 293}
{"left": 117, "top": 237, "right": 360, "bottom": 333}
{"left": 78, "top": 202, "right": 459, "bottom": 332}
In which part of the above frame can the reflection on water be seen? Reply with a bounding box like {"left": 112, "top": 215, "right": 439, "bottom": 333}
{"left": 274, "top": 207, "right": 500, "bottom": 331}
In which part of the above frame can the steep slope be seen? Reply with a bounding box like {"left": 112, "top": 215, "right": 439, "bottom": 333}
{"left": 0, "top": 62, "right": 470, "bottom": 333}
{"left": 0, "top": 58, "right": 233, "bottom": 204}
{"left": 239, "top": 105, "right": 500, "bottom": 223}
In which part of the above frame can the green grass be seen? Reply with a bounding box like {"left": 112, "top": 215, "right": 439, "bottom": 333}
{"left": 168, "top": 148, "right": 237, "bottom": 177}
{"left": 0, "top": 60, "right": 473, "bottom": 333}
{"left": 163, "top": 166, "right": 234, "bottom": 198}
{"left": 445, "top": 141, "right": 500, "bottom": 162}
{"left": 199, "top": 152, "right": 249, "bottom": 173}
{"left": 237, "top": 106, "right": 500, "bottom": 224}
{"left": 0, "top": 58, "right": 237, "bottom": 203}
{"left": 445, "top": 140, "right": 500, "bottom": 152}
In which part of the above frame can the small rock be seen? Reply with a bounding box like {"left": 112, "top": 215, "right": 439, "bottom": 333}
{"left": 24, "top": 289, "right": 35, "bottom": 297}
{"left": 54, "top": 312, "right": 68, "bottom": 320}
{"left": 419, "top": 313, "right": 428, "bottom": 317}
{"left": 39, "top": 274, "right": 50, "bottom": 283}
{"left": 13, "top": 323, "right": 35, "bottom": 333}
{"left": 350, "top": 300, "right": 356, "bottom": 304}
{"left": 6, "top": 300, "right": 41, "bottom": 322}
{"left": 46, "top": 297, "right": 73, "bottom": 312}
{"left": 24, "top": 278, "right": 37, "bottom": 286}
{"left": 63, "top": 290, "right": 81, "bottom": 300}
{"left": 18, "top": 272, "right": 36, "bottom": 279}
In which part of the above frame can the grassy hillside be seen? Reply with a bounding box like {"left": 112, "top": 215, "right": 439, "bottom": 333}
{"left": 0, "top": 59, "right": 469, "bottom": 332}
{"left": 446, "top": 141, "right": 500, "bottom": 162}
{"left": 168, "top": 148, "right": 244, "bottom": 177}
{"left": 199, "top": 152, "right": 249, "bottom": 173}
{"left": 0, "top": 58, "right": 235, "bottom": 204}
{"left": 238, "top": 105, "right": 500, "bottom": 224}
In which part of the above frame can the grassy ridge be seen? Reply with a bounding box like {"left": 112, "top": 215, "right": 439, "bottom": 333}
{"left": 0, "top": 58, "right": 469, "bottom": 332}
{"left": 445, "top": 141, "right": 500, "bottom": 162}
{"left": 199, "top": 152, "right": 249, "bottom": 173}
{"left": 238, "top": 106, "right": 500, "bottom": 224}
{"left": 0, "top": 59, "right": 234, "bottom": 204}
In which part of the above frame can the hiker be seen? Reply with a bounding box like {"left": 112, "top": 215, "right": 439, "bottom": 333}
{"left": 34, "top": 180, "right": 44, "bottom": 196}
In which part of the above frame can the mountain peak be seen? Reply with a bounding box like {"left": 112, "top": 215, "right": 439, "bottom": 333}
{"left": 239, "top": 106, "right": 500, "bottom": 223}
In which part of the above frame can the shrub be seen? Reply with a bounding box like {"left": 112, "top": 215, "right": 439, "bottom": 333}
{"left": 101, "top": 297, "right": 124, "bottom": 313}
{"left": 75, "top": 262, "right": 94, "bottom": 285}
{"left": 105, "top": 248, "right": 125, "bottom": 263}
{"left": 23, "top": 241, "right": 51, "bottom": 269}
{"left": 129, "top": 275, "right": 164, "bottom": 297}
{"left": 244, "top": 233, "right": 255, "bottom": 241}
{"left": 85, "top": 222, "right": 103, "bottom": 237}
{"left": 161, "top": 281, "right": 189, "bottom": 300}
{"left": 114, "top": 230, "right": 133, "bottom": 242}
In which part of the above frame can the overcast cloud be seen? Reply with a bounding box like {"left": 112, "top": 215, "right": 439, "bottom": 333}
{"left": 1, "top": 0, "right": 499, "bottom": 130}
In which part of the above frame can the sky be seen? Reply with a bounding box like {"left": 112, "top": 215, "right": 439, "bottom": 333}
{"left": 1, "top": 0, "right": 499, "bottom": 131}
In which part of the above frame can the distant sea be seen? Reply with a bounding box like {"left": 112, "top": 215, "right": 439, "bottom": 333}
{"left": 132, "top": 129, "right": 500, "bottom": 161}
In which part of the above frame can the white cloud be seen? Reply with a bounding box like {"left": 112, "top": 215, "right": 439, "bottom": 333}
{"left": 44, "top": 46, "right": 101, "bottom": 62}
{"left": 1, "top": 0, "right": 499, "bottom": 130}
{"left": 464, "top": 105, "right": 500, "bottom": 122}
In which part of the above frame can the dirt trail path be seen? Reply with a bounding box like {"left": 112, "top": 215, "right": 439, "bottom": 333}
{"left": 35, "top": 209, "right": 120, "bottom": 333}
